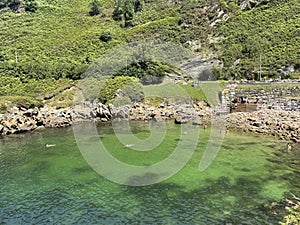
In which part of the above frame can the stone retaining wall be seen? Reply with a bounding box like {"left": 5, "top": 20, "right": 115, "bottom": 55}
{"left": 223, "top": 86, "right": 300, "bottom": 111}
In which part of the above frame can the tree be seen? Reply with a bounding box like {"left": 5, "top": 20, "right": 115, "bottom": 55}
{"left": 89, "top": 0, "right": 101, "bottom": 16}
{"left": 133, "top": 0, "right": 142, "bottom": 12}
{"left": 113, "top": 0, "right": 123, "bottom": 21}
{"left": 123, "top": 0, "right": 134, "bottom": 27}
{"left": 112, "top": 0, "right": 143, "bottom": 27}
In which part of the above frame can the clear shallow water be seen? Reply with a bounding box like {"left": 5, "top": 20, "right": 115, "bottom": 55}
{"left": 0, "top": 121, "right": 298, "bottom": 224}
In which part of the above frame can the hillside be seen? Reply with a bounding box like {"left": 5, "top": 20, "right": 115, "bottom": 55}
{"left": 215, "top": 0, "right": 300, "bottom": 80}
{"left": 0, "top": 0, "right": 299, "bottom": 80}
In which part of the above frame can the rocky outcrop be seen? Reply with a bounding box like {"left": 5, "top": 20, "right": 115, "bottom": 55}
{"left": 226, "top": 110, "right": 300, "bottom": 142}
{"left": 0, "top": 107, "right": 72, "bottom": 135}
{"left": 239, "top": 0, "right": 270, "bottom": 10}
{"left": 2, "top": 101, "right": 298, "bottom": 143}
{"left": 0, "top": 101, "right": 211, "bottom": 136}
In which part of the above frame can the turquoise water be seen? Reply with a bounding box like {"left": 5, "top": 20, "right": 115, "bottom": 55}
{"left": 0, "top": 121, "right": 298, "bottom": 224}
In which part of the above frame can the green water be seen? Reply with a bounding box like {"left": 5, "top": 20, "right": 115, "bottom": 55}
{"left": 0, "top": 121, "right": 298, "bottom": 224}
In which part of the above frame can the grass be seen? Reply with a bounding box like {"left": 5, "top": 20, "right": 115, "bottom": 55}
{"left": 46, "top": 88, "right": 76, "bottom": 109}
{"left": 143, "top": 81, "right": 225, "bottom": 105}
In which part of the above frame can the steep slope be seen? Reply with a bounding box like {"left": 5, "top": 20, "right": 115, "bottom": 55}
{"left": 0, "top": 0, "right": 299, "bottom": 79}
{"left": 215, "top": 0, "right": 300, "bottom": 80}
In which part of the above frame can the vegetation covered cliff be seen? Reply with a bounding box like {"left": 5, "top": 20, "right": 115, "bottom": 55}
{"left": 0, "top": 0, "right": 299, "bottom": 80}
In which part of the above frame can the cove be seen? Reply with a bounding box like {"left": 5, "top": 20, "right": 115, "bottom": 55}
{"left": 0, "top": 121, "right": 297, "bottom": 224}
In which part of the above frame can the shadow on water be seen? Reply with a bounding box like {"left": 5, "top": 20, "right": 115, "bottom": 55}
{"left": 266, "top": 143, "right": 300, "bottom": 192}
{"left": 72, "top": 166, "right": 94, "bottom": 174}
{"left": 119, "top": 176, "right": 286, "bottom": 224}
{"left": 126, "top": 172, "right": 160, "bottom": 186}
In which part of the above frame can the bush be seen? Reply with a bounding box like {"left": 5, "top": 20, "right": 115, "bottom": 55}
{"left": 78, "top": 77, "right": 105, "bottom": 102}
{"left": 119, "top": 81, "right": 144, "bottom": 102}
{"left": 0, "top": 96, "right": 43, "bottom": 110}
{"left": 115, "top": 61, "right": 167, "bottom": 85}
{"left": 25, "top": 0, "right": 37, "bottom": 12}
{"left": 99, "top": 32, "right": 112, "bottom": 42}
{"left": 98, "top": 76, "right": 141, "bottom": 104}
{"left": 197, "top": 68, "right": 216, "bottom": 81}
{"left": 113, "top": 96, "right": 131, "bottom": 107}
{"left": 89, "top": 0, "right": 101, "bottom": 16}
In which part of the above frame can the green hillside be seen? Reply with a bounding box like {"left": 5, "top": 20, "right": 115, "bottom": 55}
{"left": 215, "top": 0, "right": 300, "bottom": 80}
{"left": 0, "top": 0, "right": 299, "bottom": 80}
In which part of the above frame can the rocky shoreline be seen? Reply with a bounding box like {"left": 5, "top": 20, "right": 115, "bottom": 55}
{"left": 0, "top": 101, "right": 211, "bottom": 136}
{"left": 0, "top": 102, "right": 299, "bottom": 143}
{"left": 226, "top": 110, "right": 300, "bottom": 142}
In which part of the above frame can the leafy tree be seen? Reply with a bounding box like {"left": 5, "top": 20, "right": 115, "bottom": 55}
{"left": 123, "top": 0, "right": 135, "bottom": 27}
{"left": 113, "top": 0, "right": 123, "bottom": 21}
{"left": 89, "top": 0, "right": 101, "bottom": 16}
{"left": 133, "top": 0, "right": 142, "bottom": 12}
{"left": 0, "top": 0, "right": 7, "bottom": 9}
{"left": 112, "top": 0, "right": 143, "bottom": 26}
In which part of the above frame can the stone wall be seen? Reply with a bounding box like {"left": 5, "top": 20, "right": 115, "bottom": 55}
{"left": 223, "top": 86, "right": 300, "bottom": 111}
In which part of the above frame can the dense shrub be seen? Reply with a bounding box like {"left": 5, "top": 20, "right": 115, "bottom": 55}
{"left": 215, "top": 0, "right": 299, "bottom": 79}
{"left": 89, "top": 0, "right": 101, "bottom": 16}
{"left": 98, "top": 76, "right": 143, "bottom": 104}
{"left": 118, "top": 81, "right": 144, "bottom": 102}
{"left": 99, "top": 31, "right": 112, "bottom": 42}
{"left": 78, "top": 77, "right": 105, "bottom": 102}
{"left": 115, "top": 61, "right": 167, "bottom": 85}
{"left": 0, "top": 75, "right": 76, "bottom": 110}
{"left": 24, "top": 0, "right": 37, "bottom": 12}
{"left": 113, "top": 96, "right": 131, "bottom": 107}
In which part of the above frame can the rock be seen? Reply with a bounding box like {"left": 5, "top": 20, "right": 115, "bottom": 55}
{"left": 112, "top": 108, "right": 129, "bottom": 120}
{"left": 0, "top": 124, "right": 4, "bottom": 134}
{"left": 174, "top": 116, "right": 189, "bottom": 124}
{"left": 252, "top": 122, "right": 261, "bottom": 127}
{"left": 159, "top": 103, "right": 165, "bottom": 108}
{"left": 34, "top": 126, "right": 46, "bottom": 131}
{"left": 101, "top": 118, "right": 108, "bottom": 122}
{"left": 192, "top": 118, "right": 202, "bottom": 126}
{"left": 23, "top": 109, "right": 34, "bottom": 117}
{"left": 226, "top": 109, "right": 300, "bottom": 141}
{"left": 152, "top": 115, "right": 164, "bottom": 122}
